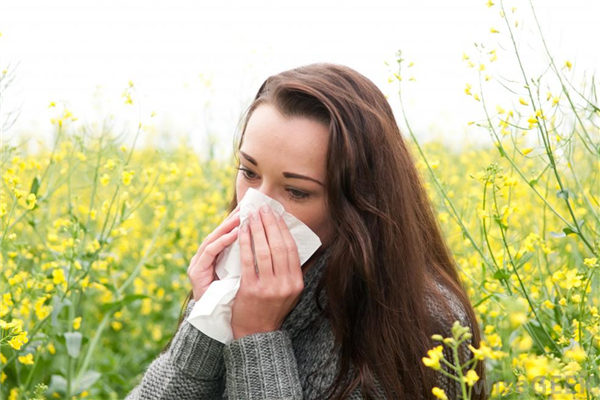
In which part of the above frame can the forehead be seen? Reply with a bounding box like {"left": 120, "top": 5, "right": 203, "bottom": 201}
{"left": 241, "top": 104, "right": 329, "bottom": 180}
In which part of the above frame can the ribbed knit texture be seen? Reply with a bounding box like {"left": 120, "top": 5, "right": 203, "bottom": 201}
{"left": 126, "top": 249, "right": 475, "bottom": 399}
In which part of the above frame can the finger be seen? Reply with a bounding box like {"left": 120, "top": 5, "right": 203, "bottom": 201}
{"left": 248, "top": 210, "right": 273, "bottom": 279}
{"left": 239, "top": 220, "right": 258, "bottom": 285}
{"left": 197, "top": 211, "right": 240, "bottom": 255}
{"left": 193, "top": 226, "right": 240, "bottom": 271}
{"left": 259, "top": 205, "right": 288, "bottom": 277}
{"left": 276, "top": 213, "right": 301, "bottom": 278}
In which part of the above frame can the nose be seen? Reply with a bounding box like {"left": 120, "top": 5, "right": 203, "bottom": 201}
{"left": 256, "top": 182, "right": 278, "bottom": 202}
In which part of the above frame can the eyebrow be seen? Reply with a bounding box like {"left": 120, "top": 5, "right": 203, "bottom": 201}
{"left": 239, "top": 150, "right": 324, "bottom": 186}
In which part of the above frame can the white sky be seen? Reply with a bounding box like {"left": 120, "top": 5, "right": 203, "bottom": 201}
{"left": 0, "top": 0, "right": 598, "bottom": 159}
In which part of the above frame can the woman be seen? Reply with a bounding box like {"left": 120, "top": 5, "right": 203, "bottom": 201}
{"left": 126, "top": 63, "right": 486, "bottom": 399}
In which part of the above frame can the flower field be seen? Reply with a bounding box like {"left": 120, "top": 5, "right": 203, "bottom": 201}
{"left": 1, "top": 1, "right": 599, "bottom": 399}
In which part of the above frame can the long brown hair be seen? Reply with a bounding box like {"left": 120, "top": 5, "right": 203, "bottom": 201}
{"left": 171, "top": 63, "right": 486, "bottom": 399}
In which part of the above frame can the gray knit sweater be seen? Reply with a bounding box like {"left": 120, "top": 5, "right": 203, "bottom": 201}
{"left": 125, "top": 250, "right": 474, "bottom": 399}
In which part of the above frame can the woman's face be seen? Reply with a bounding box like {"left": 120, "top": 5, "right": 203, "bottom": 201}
{"left": 236, "top": 103, "right": 334, "bottom": 248}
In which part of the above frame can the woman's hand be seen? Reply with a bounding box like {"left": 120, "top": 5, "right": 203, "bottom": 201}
{"left": 187, "top": 205, "right": 240, "bottom": 301}
{"left": 231, "top": 204, "right": 304, "bottom": 340}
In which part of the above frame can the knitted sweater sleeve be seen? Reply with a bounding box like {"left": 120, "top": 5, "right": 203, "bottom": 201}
{"left": 223, "top": 330, "right": 303, "bottom": 399}
{"left": 124, "top": 299, "right": 226, "bottom": 400}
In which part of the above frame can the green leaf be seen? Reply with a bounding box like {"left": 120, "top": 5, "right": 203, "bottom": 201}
{"left": 64, "top": 332, "right": 82, "bottom": 358}
{"left": 48, "top": 375, "right": 67, "bottom": 394}
{"left": 51, "top": 296, "right": 71, "bottom": 328}
{"left": 75, "top": 370, "right": 101, "bottom": 392}
{"left": 562, "top": 227, "right": 577, "bottom": 236}
{"left": 493, "top": 269, "right": 510, "bottom": 281}
{"left": 496, "top": 145, "right": 506, "bottom": 158}
{"left": 29, "top": 176, "right": 40, "bottom": 196}
{"left": 523, "top": 320, "right": 558, "bottom": 356}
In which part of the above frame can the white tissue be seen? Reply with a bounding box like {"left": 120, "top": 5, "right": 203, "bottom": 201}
{"left": 186, "top": 187, "right": 322, "bottom": 344}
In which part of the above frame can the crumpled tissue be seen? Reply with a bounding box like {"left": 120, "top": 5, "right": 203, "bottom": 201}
{"left": 186, "top": 187, "right": 322, "bottom": 344}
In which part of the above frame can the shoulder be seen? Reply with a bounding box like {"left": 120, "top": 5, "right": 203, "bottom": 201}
{"left": 424, "top": 278, "right": 472, "bottom": 338}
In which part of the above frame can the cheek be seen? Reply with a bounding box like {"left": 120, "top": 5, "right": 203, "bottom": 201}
{"left": 289, "top": 203, "right": 332, "bottom": 244}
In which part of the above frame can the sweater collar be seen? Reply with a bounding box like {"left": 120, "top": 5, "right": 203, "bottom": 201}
{"left": 281, "top": 247, "right": 331, "bottom": 335}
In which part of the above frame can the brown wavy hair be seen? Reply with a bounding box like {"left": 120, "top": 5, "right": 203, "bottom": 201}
{"left": 170, "top": 62, "right": 486, "bottom": 399}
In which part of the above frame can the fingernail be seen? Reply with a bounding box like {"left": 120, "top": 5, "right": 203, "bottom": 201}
{"left": 260, "top": 204, "right": 270, "bottom": 214}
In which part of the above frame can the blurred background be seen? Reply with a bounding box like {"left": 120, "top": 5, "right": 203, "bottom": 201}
{"left": 1, "top": 0, "right": 598, "bottom": 158}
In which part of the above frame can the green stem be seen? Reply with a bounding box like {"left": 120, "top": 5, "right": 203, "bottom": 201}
{"left": 74, "top": 208, "right": 169, "bottom": 384}
{"left": 395, "top": 61, "right": 495, "bottom": 290}
{"left": 491, "top": 182, "right": 560, "bottom": 355}
{"left": 499, "top": 0, "right": 597, "bottom": 257}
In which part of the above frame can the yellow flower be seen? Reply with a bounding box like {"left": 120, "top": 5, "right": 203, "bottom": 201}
{"left": 486, "top": 0, "right": 494, "bottom": 7}
{"left": 18, "top": 353, "right": 34, "bottom": 365}
{"left": 8, "top": 330, "right": 29, "bottom": 350}
{"left": 463, "top": 369, "right": 479, "bottom": 386}
{"left": 519, "top": 97, "right": 529, "bottom": 106}
{"left": 509, "top": 311, "right": 527, "bottom": 328}
{"left": 104, "top": 159, "right": 116, "bottom": 170}
{"left": 542, "top": 299, "right": 555, "bottom": 309}
{"left": 73, "top": 316, "right": 82, "bottom": 330}
{"left": 584, "top": 257, "right": 598, "bottom": 268}
{"left": 34, "top": 296, "right": 51, "bottom": 320}
{"left": 52, "top": 268, "right": 66, "bottom": 285}
{"left": 465, "top": 83, "right": 472, "bottom": 96}
{"left": 565, "top": 344, "right": 586, "bottom": 362}
{"left": 100, "top": 173, "right": 110, "bottom": 186}
{"left": 565, "top": 60, "right": 572, "bottom": 70}
{"left": 25, "top": 193, "right": 37, "bottom": 210}
{"left": 490, "top": 27, "right": 499, "bottom": 34}
{"left": 432, "top": 387, "right": 448, "bottom": 400}
{"left": 522, "top": 147, "right": 533, "bottom": 155}
{"left": 559, "top": 297, "right": 567, "bottom": 306}
{"left": 422, "top": 345, "right": 444, "bottom": 370}
{"left": 122, "top": 170, "right": 135, "bottom": 186}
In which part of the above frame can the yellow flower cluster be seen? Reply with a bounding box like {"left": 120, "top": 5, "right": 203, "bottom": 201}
{"left": 1, "top": 134, "right": 236, "bottom": 398}
{"left": 0, "top": 319, "right": 29, "bottom": 350}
